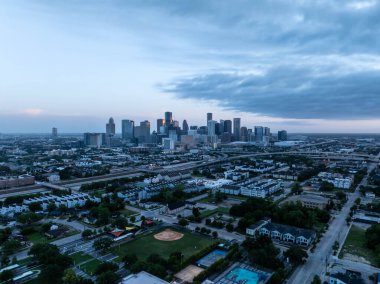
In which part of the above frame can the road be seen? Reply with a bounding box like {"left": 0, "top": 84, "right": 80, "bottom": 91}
{"left": 288, "top": 159, "right": 378, "bottom": 284}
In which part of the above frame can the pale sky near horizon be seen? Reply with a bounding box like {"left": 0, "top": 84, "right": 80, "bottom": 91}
{"left": 1, "top": 0, "right": 380, "bottom": 133}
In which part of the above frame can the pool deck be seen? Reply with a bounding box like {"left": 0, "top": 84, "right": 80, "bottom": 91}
{"left": 213, "top": 262, "right": 273, "bottom": 284}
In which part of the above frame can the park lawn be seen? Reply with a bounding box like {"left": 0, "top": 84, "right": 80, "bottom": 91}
{"left": 26, "top": 232, "right": 49, "bottom": 244}
{"left": 70, "top": 252, "right": 93, "bottom": 265}
{"left": 120, "top": 208, "right": 137, "bottom": 217}
{"left": 200, "top": 207, "right": 230, "bottom": 218}
{"left": 339, "top": 225, "right": 379, "bottom": 266}
{"left": 79, "top": 258, "right": 103, "bottom": 275}
{"left": 111, "top": 228, "right": 216, "bottom": 262}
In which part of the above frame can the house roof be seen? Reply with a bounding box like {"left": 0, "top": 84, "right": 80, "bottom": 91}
{"left": 330, "top": 272, "right": 364, "bottom": 284}
{"left": 110, "top": 229, "right": 125, "bottom": 238}
{"left": 261, "top": 222, "right": 315, "bottom": 239}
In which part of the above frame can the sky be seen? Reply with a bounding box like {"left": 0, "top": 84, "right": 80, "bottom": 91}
{"left": 1, "top": 0, "right": 380, "bottom": 133}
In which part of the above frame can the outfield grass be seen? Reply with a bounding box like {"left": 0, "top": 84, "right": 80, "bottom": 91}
{"left": 70, "top": 252, "right": 93, "bottom": 265}
{"left": 79, "top": 258, "right": 103, "bottom": 275}
{"left": 339, "top": 225, "right": 379, "bottom": 266}
{"left": 111, "top": 228, "right": 216, "bottom": 262}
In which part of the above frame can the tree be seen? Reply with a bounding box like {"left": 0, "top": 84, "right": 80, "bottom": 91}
{"left": 291, "top": 182, "right": 302, "bottom": 195}
{"left": 320, "top": 181, "right": 335, "bottom": 192}
{"left": 2, "top": 240, "right": 22, "bottom": 255}
{"left": 81, "top": 229, "right": 93, "bottom": 238}
{"left": 17, "top": 212, "right": 42, "bottom": 225}
{"left": 0, "top": 270, "right": 13, "bottom": 283}
{"left": 28, "top": 202, "right": 42, "bottom": 212}
{"left": 192, "top": 207, "right": 201, "bottom": 218}
{"left": 123, "top": 254, "right": 138, "bottom": 267}
{"left": 226, "top": 223, "right": 234, "bottom": 232}
{"left": 96, "top": 271, "right": 119, "bottom": 284}
{"left": 212, "top": 231, "right": 218, "bottom": 238}
{"left": 284, "top": 245, "right": 308, "bottom": 266}
{"left": 93, "top": 238, "right": 113, "bottom": 252}
{"left": 311, "top": 275, "right": 321, "bottom": 284}
{"left": 129, "top": 216, "right": 136, "bottom": 223}
{"left": 94, "top": 262, "right": 118, "bottom": 275}
{"left": 47, "top": 203, "right": 57, "bottom": 212}
{"left": 178, "top": 218, "right": 188, "bottom": 226}
{"left": 62, "top": 269, "right": 81, "bottom": 284}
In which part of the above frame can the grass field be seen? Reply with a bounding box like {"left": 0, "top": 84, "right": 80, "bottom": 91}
{"left": 120, "top": 208, "right": 138, "bottom": 217}
{"left": 79, "top": 258, "right": 103, "bottom": 275}
{"left": 70, "top": 252, "right": 93, "bottom": 265}
{"left": 200, "top": 207, "right": 230, "bottom": 218}
{"left": 111, "top": 228, "right": 216, "bottom": 262}
{"left": 339, "top": 225, "right": 378, "bottom": 266}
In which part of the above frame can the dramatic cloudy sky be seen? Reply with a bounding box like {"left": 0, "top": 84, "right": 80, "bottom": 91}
{"left": 1, "top": 0, "right": 380, "bottom": 133}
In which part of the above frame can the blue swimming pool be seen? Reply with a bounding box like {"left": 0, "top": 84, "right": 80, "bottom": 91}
{"left": 226, "top": 267, "right": 260, "bottom": 284}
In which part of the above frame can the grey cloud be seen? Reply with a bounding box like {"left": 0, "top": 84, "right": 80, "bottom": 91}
{"left": 162, "top": 66, "right": 380, "bottom": 119}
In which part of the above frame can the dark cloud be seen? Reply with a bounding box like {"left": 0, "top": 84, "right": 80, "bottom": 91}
{"left": 162, "top": 66, "right": 380, "bottom": 119}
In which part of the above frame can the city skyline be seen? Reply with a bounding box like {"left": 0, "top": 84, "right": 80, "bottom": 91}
{"left": 1, "top": 1, "right": 380, "bottom": 133}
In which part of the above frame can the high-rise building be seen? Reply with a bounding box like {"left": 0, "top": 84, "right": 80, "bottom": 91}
{"left": 165, "top": 112, "right": 173, "bottom": 127}
{"left": 162, "top": 138, "right": 175, "bottom": 150}
{"left": 182, "top": 120, "right": 189, "bottom": 132}
{"left": 207, "top": 120, "right": 217, "bottom": 136}
{"left": 207, "top": 113, "right": 213, "bottom": 122}
{"left": 278, "top": 130, "right": 288, "bottom": 141}
{"left": 83, "top": 133, "right": 103, "bottom": 148}
{"left": 240, "top": 127, "right": 248, "bottom": 142}
{"left": 106, "top": 117, "right": 116, "bottom": 136}
{"left": 138, "top": 120, "right": 151, "bottom": 143}
{"left": 52, "top": 127, "right": 58, "bottom": 138}
{"left": 254, "top": 126, "right": 264, "bottom": 142}
{"left": 224, "top": 120, "right": 232, "bottom": 134}
{"left": 157, "top": 119, "right": 165, "bottom": 134}
{"left": 233, "top": 118, "right": 241, "bottom": 141}
{"left": 264, "top": 127, "right": 271, "bottom": 137}
{"left": 122, "top": 120, "right": 135, "bottom": 141}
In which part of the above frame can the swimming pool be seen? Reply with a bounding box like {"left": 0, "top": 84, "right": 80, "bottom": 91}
{"left": 226, "top": 267, "right": 260, "bottom": 284}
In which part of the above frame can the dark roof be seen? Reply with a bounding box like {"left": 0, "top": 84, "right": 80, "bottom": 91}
{"left": 330, "top": 272, "right": 364, "bottom": 284}
{"left": 168, "top": 201, "right": 186, "bottom": 210}
{"left": 262, "top": 222, "right": 315, "bottom": 239}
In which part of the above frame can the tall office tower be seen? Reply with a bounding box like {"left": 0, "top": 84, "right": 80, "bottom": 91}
{"left": 182, "top": 120, "right": 189, "bottom": 132}
{"left": 106, "top": 117, "right": 116, "bottom": 136}
{"left": 165, "top": 112, "right": 173, "bottom": 127}
{"left": 169, "top": 130, "right": 178, "bottom": 142}
{"left": 224, "top": 120, "right": 232, "bottom": 134}
{"left": 215, "top": 122, "right": 222, "bottom": 135}
{"left": 264, "top": 127, "right": 271, "bottom": 137}
{"left": 52, "top": 127, "right": 58, "bottom": 138}
{"left": 278, "top": 130, "right": 288, "bottom": 141}
{"left": 240, "top": 127, "right": 248, "bottom": 142}
{"left": 139, "top": 120, "right": 151, "bottom": 143}
{"left": 207, "top": 113, "right": 213, "bottom": 122}
{"left": 122, "top": 120, "right": 135, "bottom": 141}
{"left": 219, "top": 120, "right": 225, "bottom": 132}
{"left": 254, "top": 126, "right": 264, "bottom": 142}
{"left": 173, "top": 120, "right": 179, "bottom": 128}
{"left": 157, "top": 119, "right": 165, "bottom": 134}
{"left": 207, "top": 120, "right": 217, "bottom": 136}
{"left": 233, "top": 118, "right": 241, "bottom": 141}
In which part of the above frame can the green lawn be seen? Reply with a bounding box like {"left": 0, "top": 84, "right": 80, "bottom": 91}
{"left": 79, "top": 258, "right": 103, "bottom": 275}
{"left": 70, "top": 252, "right": 93, "bottom": 265}
{"left": 111, "top": 228, "right": 216, "bottom": 262}
{"left": 26, "top": 232, "right": 49, "bottom": 244}
{"left": 200, "top": 207, "right": 230, "bottom": 218}
{"left": 339, "top": 225, "right": 379, "bottom": 266}
{"left": 120, "top": 208, "right": 138, "bottom": 217}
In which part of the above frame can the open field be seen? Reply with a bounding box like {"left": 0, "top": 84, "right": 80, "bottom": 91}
{"left": 111, "top": 228, "right": 216, "bottom": 261}
{"left": 339, "top": 225, "right": 379, "bottom": 266}
{"left": 79, "top": 258, "right": 103, "bottom": 275}
{"left": 70, "top": 252, "right": 93, "bottom": 264}
{"left": 200, "top": 207, "right": 230, "bottom": 218}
